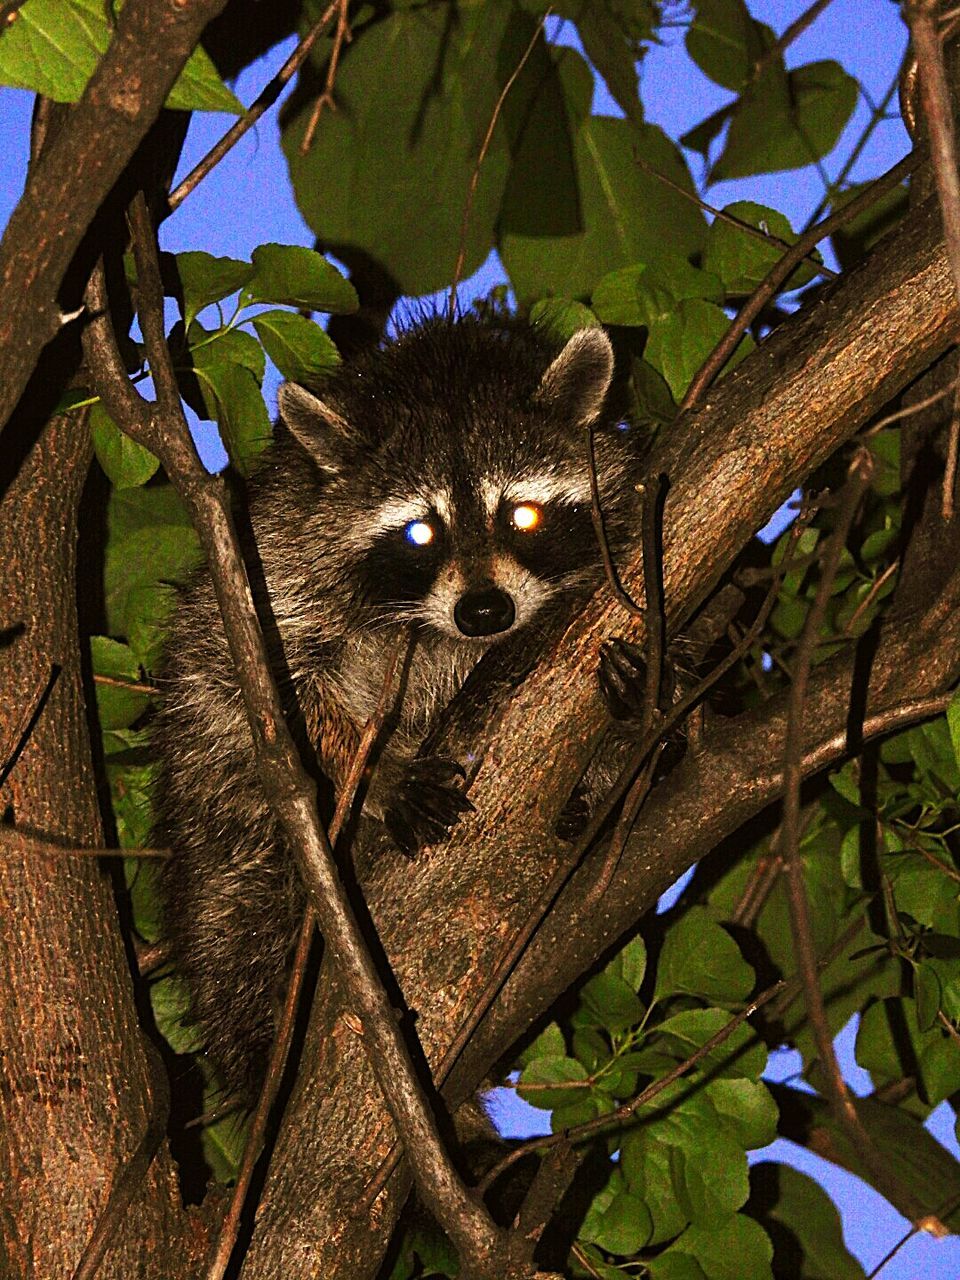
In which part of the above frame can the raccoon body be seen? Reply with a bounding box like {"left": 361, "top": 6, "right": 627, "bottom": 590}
{"left": 156, "top": 316, "right": 639, "bottom": 1099}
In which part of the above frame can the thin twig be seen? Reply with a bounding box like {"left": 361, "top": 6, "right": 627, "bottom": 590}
{"left": 866, "top": 1189, "right": 960, "bottom": 1278}
{"left": 750, "top": 0, "right": 836, "bottom": 83}
{"left": 205, "top": 646, "right": 403, "bottom": 1280}
{"left": 633, "top": 154, "right": 838, "bottom": 279}
{"left": 640, "top": 474, "right": 667, "bottom": 728}
{"left": 807, "top": 67, "right": 903, "bottom": 229}
{"left": 447, "top": 11, "right": 548, "bottom": 313}
{"left": 583, "top": 745, "right": 664, "bottom": 908}
{"left": 587, "top": 426, "right": 643, "bottom": 616}
{"left": 168, "top": 1, "right": 340, "bottom": 211}
{"left": 842, "top": 559, "right": 899, "bottom": 635}
{"left": 680, "top": 152, "right": 920, "bottom": 411}
{"left": 863, "top": 377, "right": 960, "bottom": 436}
{"left": 300, "top": 0, "right": 352, "bottom": 153}
{"left": 944, "top": 379, "right": 960, "bottom": 519}
{"left": 0, "top": 660, "right": 58, "bottom": 790}
{"left": 0, "top": 827, "right": 169, "bottom": 859}
{"left": 780, "top": 448, "right": 944, "bottom": 1232}
{"left": 92, "top": 672, "right": 160, "bottom": 696}
{"left": 479, "top": 981, "right": 788, "bottom": 1193}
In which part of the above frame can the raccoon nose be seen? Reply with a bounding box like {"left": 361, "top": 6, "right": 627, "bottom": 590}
{"left": 454, "top": 584, "right": 516, "bottom": 637}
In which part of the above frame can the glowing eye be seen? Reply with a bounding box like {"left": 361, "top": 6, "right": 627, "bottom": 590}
{"left": 404, "top": 519, "right": 434, "bottom": 547}
{"left": 511, "top": 503, "right": 542, "bottom": 532}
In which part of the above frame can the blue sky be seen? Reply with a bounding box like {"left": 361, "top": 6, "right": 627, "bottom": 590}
{"left": 1, "top": 3, "right": 958, "bottom": 1275}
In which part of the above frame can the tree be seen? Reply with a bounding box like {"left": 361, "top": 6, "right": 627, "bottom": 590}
{"left": 1, "top": 1, "right": 959, "bottom": 1277}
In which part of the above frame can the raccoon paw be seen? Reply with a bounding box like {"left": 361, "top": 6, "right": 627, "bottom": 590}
{"left": 385, "top": 756, "right": 474, "bottom": 856}
{"left": 598, "top": 639, "right": 647, "bottom": 722}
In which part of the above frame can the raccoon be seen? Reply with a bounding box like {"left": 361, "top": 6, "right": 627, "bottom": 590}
{"left": 155, "top": 315, "right": 640, "bottom": 1099}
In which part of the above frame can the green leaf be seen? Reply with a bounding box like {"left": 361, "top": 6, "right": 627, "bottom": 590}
{"left": 252, "top": 310, "right": 341, "bottom": 385}
{"left": 502, "top": 98, "right": 707, "bottom": 303}
{"left": 757, "top": 1163, "right": 866, "bottom": 1279}
{"left": 593, "top": 257, "right": 724, "bottom": 328}
{"left": 105, "top": 485, "right": 202, "bottom": 639}
{"left": 830, "top": 181, "right": 909, "bottom": 270}
{"left": 580, "top": 969, "right": 646, "bottom": 1032}
{"left": 90, "top": 402, "right": 159, "bottom": 489}
{"left": 0, "top": 0, "right": 243, "bottom": 112}
{"left": 652, "top": 1092, "right": 752, "bottom": 1226}
{"left": 187, "top": 320, "right": 266, "bottom": 383}
{"left": 707, "top": 1079, "right": 778, "bottom": 1150}
{"left": 645, "top": 298, "right": 754, "bottom": 402}
{"left": 108, "top": 727, "right": 157, "bottom": 851}
{"left": 655, "top": 907, "right": 755, "bottom": 1003}
{"left": 857, "top": 996, "right": 960, "bottom": 1104}
{"left": 654, "top": 1008, "right": 767, "bottom": 1080}
{"left": 174, "top": 252, "right": 254, "bottom": 327}
{"left": 619, "top": 933, "right": 648, "bottom": 992}
{"left": 123, "top": 843, "right": 162, "bottom": 939}
{"left": 193, "top": 359, "right": 273, "bottom": 476}
{"left": 125, "top": 582, "right": 178, "bottom": 675}
{"left": 529, "top": 297, "right": 600, "bottom": 341}
{"left": 571, "top": 1027, "right": 609, "bottom": 1073}
{"left": 702, "top": 202, "right": 820, "bottom": 294}
{"left": 517, "top": 1055, "right": 589, "bottom": 1110}
{"left": 90, "top": 636, "right": 151, "bottom": 731}
{"left": 516, "top": 1020, "right": 566, "bottom": 1067}
{"left": 580, "top": 1169, "right": 653, "bottom": 1255}
{"left": 242, "top": 244, "right": 358, "bottom": 314}
{"left": 566, "top": 0, "right": 651, "bottom": 128}
{"left": 552, "top": 1089, "right": 614, "bottom": 1132}
{"left": 150, "top": 972, "right": 202, "bottom": 1055}
{"left": 685, "top": 0, "right": 775, "bottom": 92}
{"left": 631, "top": 356, "right": 678, "bottom": 425}
{"left": 947, "top": 688, "right": 960, "bottom": 775}
{"left": 713, "top": 61, "right": 858, "bottom": 180}
{"left": 284, "top": 5, "right": 533, "bottom": 296}
{"left": 647, "top": 1256, "right": 709, "bottom": 1280}
{"left": 620, "top": 1127, "right": 691, "bottom": 1246}
{"left": 666, "top": 1214, "right": 773, "bottom": 1280}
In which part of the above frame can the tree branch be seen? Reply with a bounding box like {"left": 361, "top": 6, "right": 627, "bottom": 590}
{"left": 0, "top": 0, "right": 230, "bottom": 440}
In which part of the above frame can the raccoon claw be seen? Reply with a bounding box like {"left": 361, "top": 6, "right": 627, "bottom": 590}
{"left": 385, "top": 756, "right": 473, "bottom": 856}
{"left": 598, "top": 639, "right": 647, "bottom": 722}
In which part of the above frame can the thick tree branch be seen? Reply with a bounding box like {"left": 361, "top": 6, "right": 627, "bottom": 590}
{"left": 0, "top": 0, "right": 230, "bottom": 439}
{"left": 245, "top": 182, "right": 960, "bottom": 1275}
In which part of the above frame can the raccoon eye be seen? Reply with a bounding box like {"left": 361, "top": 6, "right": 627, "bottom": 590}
{"left": 403, "top": 519, "right": 435, "bottom": 547}
{"left": 510, "top": 502, "right": 543, "bottom": 533}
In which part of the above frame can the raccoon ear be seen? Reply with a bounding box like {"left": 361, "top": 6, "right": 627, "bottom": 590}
{"left": 277, "top": 382, "right": 353, "bottom": 476}
{"left": 534, "top": 328, "right": 614, "bottom": 426}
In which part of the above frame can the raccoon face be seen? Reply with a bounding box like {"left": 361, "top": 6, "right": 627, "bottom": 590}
{"left": 347, "top": 475, "right": 601, "bottom": 641}
{"left": 277, "top": 322, "right": 628, "bottom": 645}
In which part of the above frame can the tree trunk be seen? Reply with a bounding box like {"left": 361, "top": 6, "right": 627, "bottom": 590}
{"left": 0, "top": 406, "right": 187, "bottom": 1278}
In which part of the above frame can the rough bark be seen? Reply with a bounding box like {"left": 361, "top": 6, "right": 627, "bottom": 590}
{"left": 0, "top": 0, "right": 230, "bottom": 438}
{"left": 0, "top": 408, "right": 189, "bottom": 1278}
{"left": 242, "top": 187, "right": 960, "bottom": 1275}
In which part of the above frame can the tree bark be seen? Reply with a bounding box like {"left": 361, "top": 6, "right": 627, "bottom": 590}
{"left": 0, "top": 408, "right": 188, "bottom": 1278}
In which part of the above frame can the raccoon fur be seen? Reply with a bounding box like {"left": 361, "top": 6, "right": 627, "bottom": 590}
{"left": 155, "top": 315, "right": 641, "bottom": 1100}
